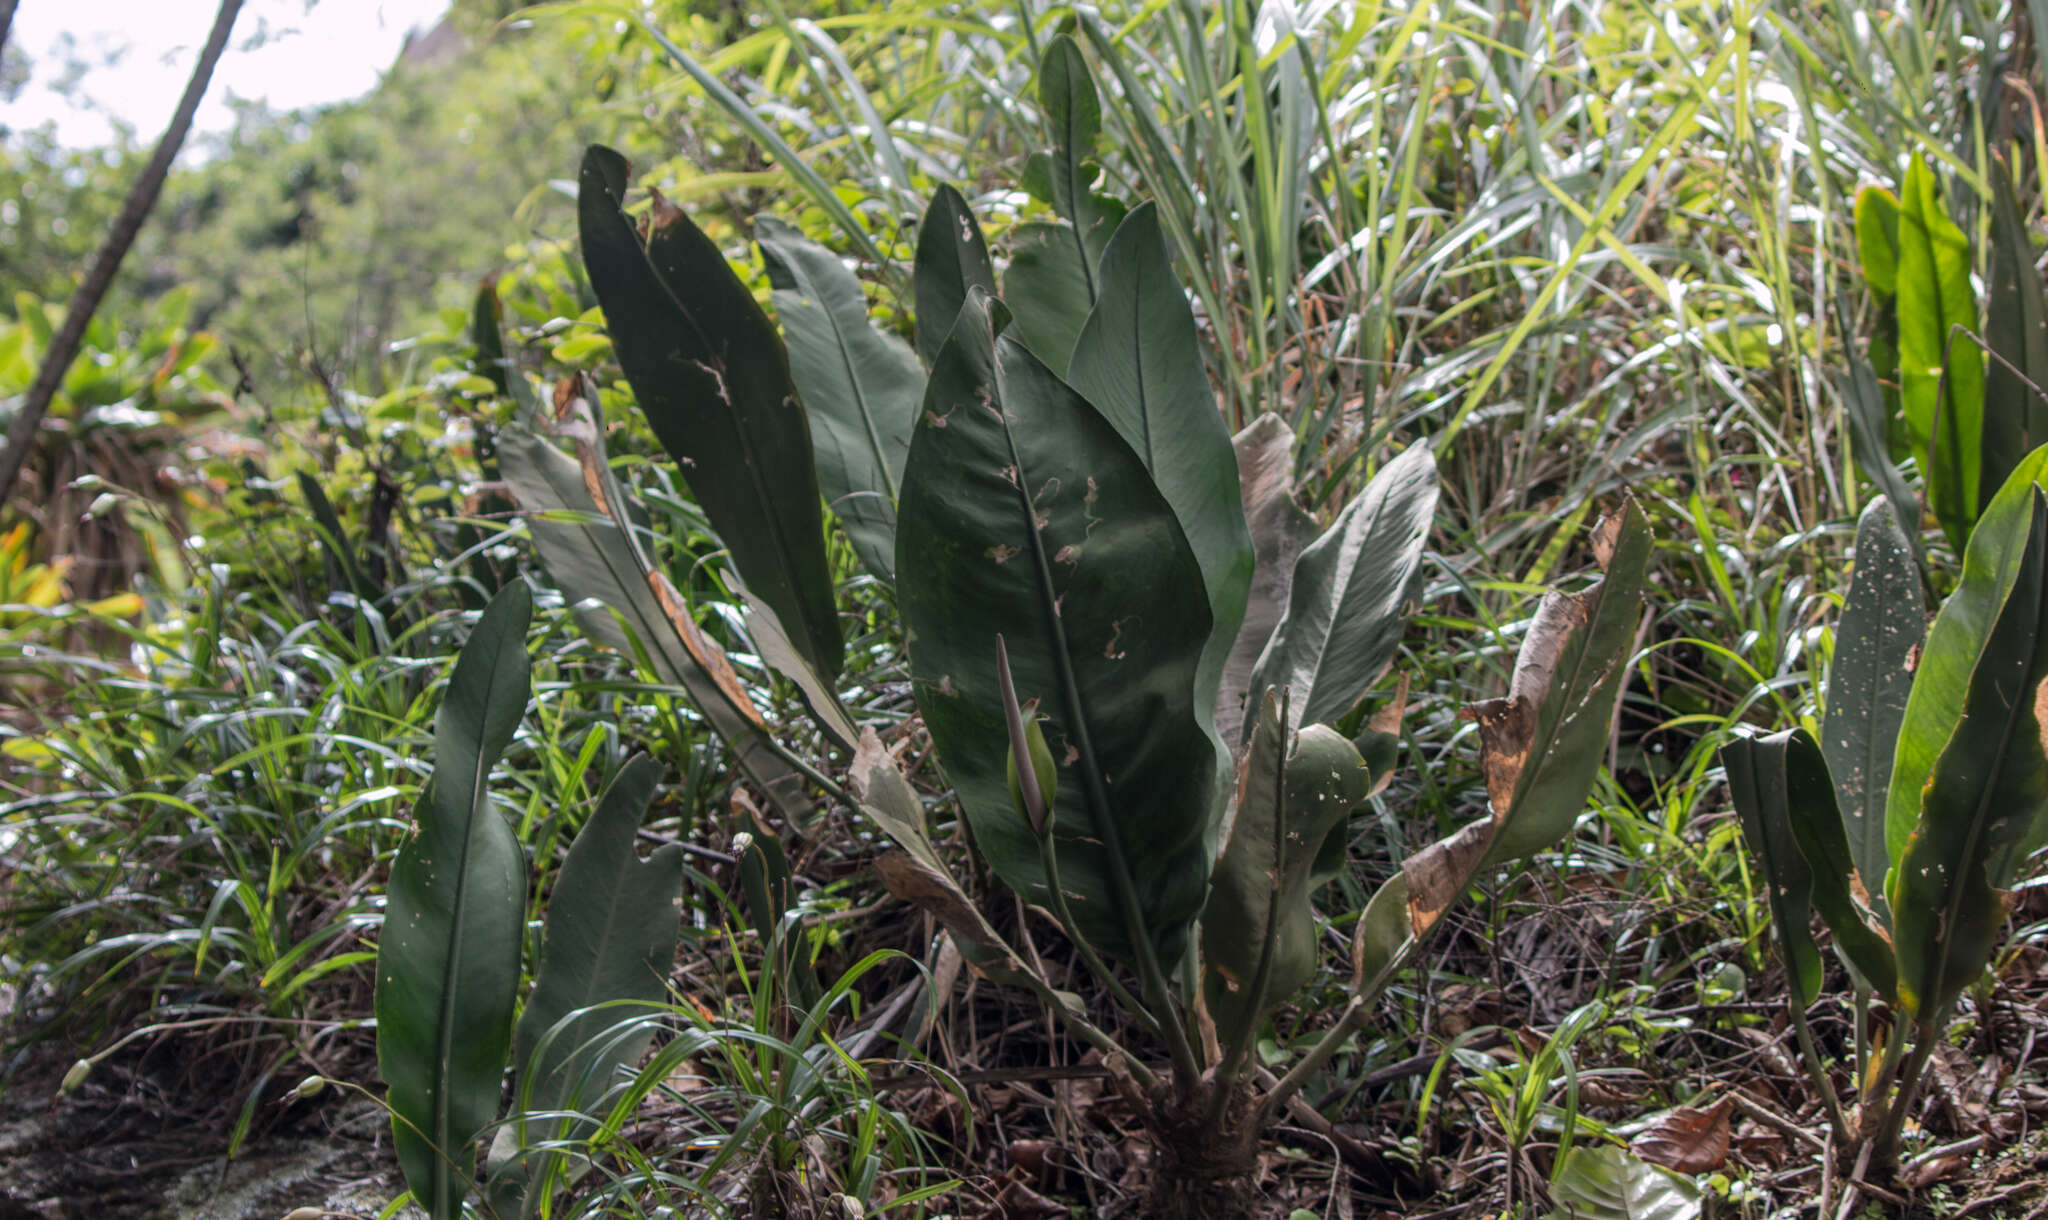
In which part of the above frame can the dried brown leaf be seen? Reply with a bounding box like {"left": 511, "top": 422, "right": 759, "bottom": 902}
{"left": 1401, "top": 820, "right": 1489, "bottom": 936}
{"left": 874, "top": 851, "right": 1007, "bottom": 960}
{"left": 647, "top": 570, "right": 765, "bottom": 728}
{"left": 1631, "top": 1099, "right": 1732, "bottom": 1174}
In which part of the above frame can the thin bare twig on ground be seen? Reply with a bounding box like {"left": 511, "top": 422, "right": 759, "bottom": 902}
{"left": 0, "top": 0, "right": 243, "bottom": 509}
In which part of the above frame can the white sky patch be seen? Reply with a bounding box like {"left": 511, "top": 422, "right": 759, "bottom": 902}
{"left": 3, "top": 0, "right": 451, "bottom": 149}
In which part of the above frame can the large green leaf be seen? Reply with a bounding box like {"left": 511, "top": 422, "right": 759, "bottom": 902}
{"left": 1894, "top": 157, "right": 1984, "bottom": 548}
{"left": 1891, "top": 479, "right": 2048, "bottom": 1023}
{"left": 756, "top": 216, "right": 923, "bottom": 584}
{"left": 1068, "top": 203, "right": 1253, "bottom": 720}
{"left": 491, "top": 754, "right": 683, "bottom": 1217}
{"left": 1203, "top": 692, "right": 1373, "bottom": 1035}
{"left": 1217, "top": 414, "right": 1318, "bottom": 745}
{"left": 897, "top": 289, "right": 1218, "bottom": 967}
{"left": 1723, "top": 729, "right": 1897, "bottom": 1005}
{"left": 1402, "top": 503, "right": 1650, "bottom": 935}
{"left": 913, "top": 185, "right": 996, "bottom": 370}
{"left": 1003, "top": 37, "right": 1126, "bottom": 369}
{"left": 1248, "top": 443, "right": 1437, "bottom": 732}
{"left": 497, "top": 419, "right": 812, "bottom": 815}
{"left": 376, "top": 583, "right": 532, "bottom": 1219}
{"left": 1547, "top": 1145, "right": 1702, "bottom": 1220}
{"left": 1887, "top": 447, "right": 2048, "bottom": 870}
{"left": 1004, "top": 223, "right": 1100, "bottom": 374}
{"left": 1981, "top": 160, "right": 2048, "bottom": 511}
{"left": 1820, "top": 495, "right": 1924, "bottom": 910}
{"left": 577, "top": 144, "right": 843, "bottom": 679}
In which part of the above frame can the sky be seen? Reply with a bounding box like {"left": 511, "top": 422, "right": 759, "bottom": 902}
{"left": 3, "top": 0, "right": 452, "bottom": 148}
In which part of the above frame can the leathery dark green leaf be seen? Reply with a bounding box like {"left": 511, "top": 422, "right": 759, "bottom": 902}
{"left": 1820, "top": 495, "right": 1923, "bottom": 912}
{"left": 1204, "top": 691, "right": 1373, "bottom": 1035}
{"left": 376, "top": 583, "right": 531, "bottom": 1219}
{"left": 1887, "top": 447, "right": 2048, "bottom": 870}
{"left": 913, "top": 185, "right": 996, "bottom": 370}
{"left": 1724, "top": 729, "right": 1897, "bottom": 1005}
{"left": 1249, "top": 443, "right": 1437, "bottom": 732}
{"left": 1981, "top": 159, "right": 2048, "bottom": 510}
{"left": 577, "top": 144, "right": 842, "bottom": 679}
{"left": 1069, "top": 203, "right": 1253, "bottom": 724}
{"left": 1004, "top": 37, "right": 1126, "bottom": 368}
{"left": 757, "top": 216, "right": 923, "bottom": 583}
{"left": 1892, "top": 481, "right": 2048, "bottom": 1023}
{"left": 897, "top": 289, "right": 1218, "bottom": 967}
{"left": 491, "top": 754, "right": 683, "bottom": 1214}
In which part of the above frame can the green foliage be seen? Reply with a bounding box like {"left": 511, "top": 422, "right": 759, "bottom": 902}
{"left": 1068, "top": 203, "right": 1255, "bottom": 718}
{"left": 1890, "top": 462, "right": 2048, "bottom": 1023}
{"left": 1004, "top": 36, "right": 1125, "bottom": 369}
{"left": 1723, "top": 728, "right": 1897, "bottom": 1006}
{"left": 756, "top": 215, "right": 923, "bottom": 584}
{"left": 1548, "top": 1144, "right": 1702, "bottom": 1220}
{"left": 1203, "top": 691, "right": 1374, "bottom": 1038}
{"left": 1728, "top": 453, "right": 2048, "bottom": 1162}
{"left": 1819, "top": 496, "right": 1923, "bottom": 912}
{"left": 376, "top": 583, "right": 532, "bottom": 1217}
{"left": 912, "top": 185, "right": 996, "bottom": 369}
{"left": 897, "top": 288, "right": 1219, "bottom": 969}
{"left": 489, "top": 754, "right": 683, "bottom": 1217}
{"left": 577, "top": 144, "right": 844, "bottom": 683}
{"left": 1246, "top": 443, "right": 1437, "bottom": 735}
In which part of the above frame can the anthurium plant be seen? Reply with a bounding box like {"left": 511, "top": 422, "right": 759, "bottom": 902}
{"left": 1725, "top": 453, "right": 2048, "bottom": 1171}
{"left": 471, "top": 35, "right": 1652, "bottom": 1198}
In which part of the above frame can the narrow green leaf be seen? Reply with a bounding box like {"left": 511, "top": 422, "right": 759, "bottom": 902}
{"left": 376, "top": 583, "right": 532, "bottom": 1219}
{"left": 1723, "top": 733, "right": 1825, "bottom": 1006}
{"left": 297, "top": 470, "right": 375, "bottom": 605}
{"left": 1981, "top": 159, "right": 2048, "bottom": 510}
{"left": 1855, "top": 185, "right": 1900, "bottom": 300}
{"left": 1892, "top": 481, "right": 2048, "bottom": 1023}
{"left": 1203, "top": 692, "right": 1373, "bottom": 1033}
{"left": 1249, "top": 444, "right": 1438, "bottom": 732}
{"left": 913, "top": 185, "right": 996, "bottom": 370}
{"left": 492, "top": 754, "right": 684, "bottom": 1215}
{"left": 471, "top": 278, "right": 511, "bottom": 399}
{"left": 757, "top": 216, "right": 923, "bottom": 584}
{"left": 1820, "top": 495, "right": 1924, "bottom": 910}
{"left": 577, "top": 144, "right": 843, "bottom": 679}
{"left": 1894, "top": 157, "right": 1984, "bottom": 547}
{"left": 1068, "top": 203, "right": 1254, "bottom": 726}
{"left": 735, "top": 796, "right": 820, "bottom": 1010}
{"left": 1838, "top": 356, "right": 1923, "bottom": 564}
{"left": 897, "top": 289, "right": 1218, "bottom": 966}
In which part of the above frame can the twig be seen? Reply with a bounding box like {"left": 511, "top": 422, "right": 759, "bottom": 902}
{"left": 1726, "top": 1089, "right": 1829, "bottom": 1155}
{"left": 1904, "top": 1134, "right": 1987, "bottom": 1176}
{"left": 0, "top": 0, "right": 245, "bottom": 509}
